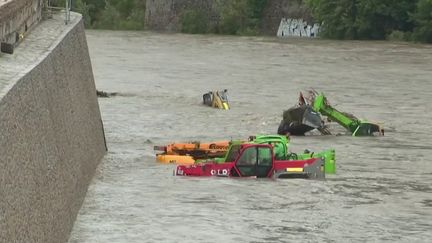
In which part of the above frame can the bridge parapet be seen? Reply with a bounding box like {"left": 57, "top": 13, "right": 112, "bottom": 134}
{"left": 0, "top": 0, "right": 43, "bottom": 54}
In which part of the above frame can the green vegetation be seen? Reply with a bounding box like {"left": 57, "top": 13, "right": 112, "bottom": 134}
{"left": 305, "top": 0, "right": 432, "bottom": 43}
{"left": 217, "top": 0, "right": 268, "bottom": 35}
{"left": 51, "top": 0, "right": 145, "bottom": 30}
{"left": 180, "top": 0, "right": 268, "bottom": 35}
{"left": 53, "top": 0, "right": 268, "bottom": 35}
{"left": 412, "top": 0, "right": 432, "bottom": 43}
{"left": 180, "top": 9, "right": 210, "bottom": 34}
{"left": 49, "top": 0, "right": 431, "bottom": 43}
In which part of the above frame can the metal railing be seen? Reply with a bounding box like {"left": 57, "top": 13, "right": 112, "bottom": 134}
{"left": 46, "top": 0, "right": 72, "bottom": 25}
{"left": 65, "top": 0, "right": 71, "bottom": 24}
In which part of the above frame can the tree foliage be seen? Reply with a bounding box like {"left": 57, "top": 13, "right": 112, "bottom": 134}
{"left": 179, "top": 0, "right": 268, "bottom": 35}
{"left": 305, "top": 0, "right": 432, "bottom": 43}
{"left": 180, "top": 9, "right": 210, "bottom": 34}
{"left": 412, "top": 0, "right": 432, "bottom": 43}
{"left": 50, "top": 0, "right": 431, "bottom": 43}
{"left": 218, "top": 0, "right": 268, "bottom": 35}
{"left": 57, "top": 0, "right": 146, "bottom": 30}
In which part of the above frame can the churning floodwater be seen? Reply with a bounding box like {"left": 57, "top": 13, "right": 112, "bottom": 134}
{"left": 69, "top": 31, "right": 432, "bottom": 242}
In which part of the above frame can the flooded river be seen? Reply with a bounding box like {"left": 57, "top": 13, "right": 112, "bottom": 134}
{"left": 69, "top": 31, "right": 432, "bottom": 242}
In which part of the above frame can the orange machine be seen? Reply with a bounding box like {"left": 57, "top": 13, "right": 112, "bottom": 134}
{"left": 154, "top": 141, "right": 230, "bottom": 165}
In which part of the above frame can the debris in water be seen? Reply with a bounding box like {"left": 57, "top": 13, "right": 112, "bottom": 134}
{"left": 96, "top": 90, "right": 118, "bottom": 98}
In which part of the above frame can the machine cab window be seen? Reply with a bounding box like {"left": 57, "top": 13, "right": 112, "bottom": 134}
{"left": 225, "top": 144, "right": 241, "bottom": 162}
{"left": 235, "top": 146, "right": 272, "bottom": 177}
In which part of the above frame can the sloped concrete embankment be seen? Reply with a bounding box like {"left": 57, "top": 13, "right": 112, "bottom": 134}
{"left": 0, "top": 14, "right": 106, "bottom": 242}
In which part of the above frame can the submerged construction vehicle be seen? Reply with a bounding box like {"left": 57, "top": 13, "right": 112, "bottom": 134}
{"left": 155, "top": 135, "right": 336, "bottom": 174}
{"left": 203, "top": 89, "right": 230, "bottom": 110}
{"left": 224, "top": 135, "right": 335, "bottom": 174}
{"left": 278, "top": 90, "right": 383, "bottom": 136}
{"left": 304, "top": 90, "right": 384, "bottom": 136}
{"left": 175, "top": 144, "right": 325, "bottom": 179}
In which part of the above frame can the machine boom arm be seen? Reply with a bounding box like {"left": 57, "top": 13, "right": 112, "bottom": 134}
{"left": 311, "top": 93, "right": 383, "bottom": 136}
{"left": 312, "top": 94, "right": 357, "bottom": 131}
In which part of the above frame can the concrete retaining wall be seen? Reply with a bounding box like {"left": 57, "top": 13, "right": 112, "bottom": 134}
{"left": 0, "top": 13, "right": 106, "bottom": 243}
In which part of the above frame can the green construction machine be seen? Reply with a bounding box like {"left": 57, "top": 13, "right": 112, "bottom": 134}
{"left": 253, "top": 135, "right": 335, "bottom": 174}
{"left": 299, "top": 90, "right": 384, "bottom": 136}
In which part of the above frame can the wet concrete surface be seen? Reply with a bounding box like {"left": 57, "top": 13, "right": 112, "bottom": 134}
{"left": 69, "top": 31, "right": 432, "bottom": 242}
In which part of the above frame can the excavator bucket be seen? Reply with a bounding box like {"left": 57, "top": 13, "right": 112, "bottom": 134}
{"left": 203, "top": 89, "right": 230, "bottom": 110}
{"left": 353, "top": 122, "right": 384, "bottom": 136}
{"left": 277, "top": 105, "right": 325, "bottom": 136}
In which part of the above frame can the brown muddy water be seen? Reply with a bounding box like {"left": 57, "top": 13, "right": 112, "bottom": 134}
{"left": 69, "top": 31, "right": 432, "bottom": 242}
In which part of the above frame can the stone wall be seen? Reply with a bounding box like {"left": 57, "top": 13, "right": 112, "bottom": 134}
{"left": 0, "top": 0, "right": 43, "bottom": 53}
{"left": 0, "top": 13, "right": 106, "bottom": 243}
{"left": 261, "top": 0, "right": 312, "bottom": 35}
{"left": 277, "top": 18, "right": 320, "bottom": 38}
{"left": 145, "top": 0, "right": 216, "bottom": 31}
{"left": 144, "top": 0, "right": 311, "bottom": 35}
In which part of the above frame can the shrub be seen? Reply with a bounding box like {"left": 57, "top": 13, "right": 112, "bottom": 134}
{"left": 387, "top": 30, "right": 407, "bottom": 41}
{"left": 181, "top": 9, "right": 209, "bottom": 34}
{"left": 218, "top": 0, "right": 267, "bottom": 35}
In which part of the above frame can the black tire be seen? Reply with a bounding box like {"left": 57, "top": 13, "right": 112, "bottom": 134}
{"left": 203, "top": 93, "right": 212, "bottom": 106}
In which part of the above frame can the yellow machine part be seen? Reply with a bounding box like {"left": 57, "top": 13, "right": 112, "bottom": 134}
{"left": 222, "top": 102, "right": 230, "bottom": 110}
{"left": 156, "top": 154, "right": 196, "bottom": 165}
{"left": 212, "top": 91, "right": 230, "bottom": 110}
{"left": 286, "top": 168, "right": 303, "bottom": 172}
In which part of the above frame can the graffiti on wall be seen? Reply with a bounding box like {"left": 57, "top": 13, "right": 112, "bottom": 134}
{"left": 277, "top": 18, "right": 320, "bottom": 38}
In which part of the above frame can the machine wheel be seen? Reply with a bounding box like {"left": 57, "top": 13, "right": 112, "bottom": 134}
{"left": 203, "top": 92, "right": 213, "bottom": 106}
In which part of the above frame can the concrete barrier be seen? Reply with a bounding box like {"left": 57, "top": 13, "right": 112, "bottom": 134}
{"left": 0, "top": 12, "right": 106, "bottom": 243}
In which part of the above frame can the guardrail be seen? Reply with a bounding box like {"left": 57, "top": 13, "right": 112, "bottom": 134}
{"left": 46, "top": 0, "right": 72, "bottom": 24}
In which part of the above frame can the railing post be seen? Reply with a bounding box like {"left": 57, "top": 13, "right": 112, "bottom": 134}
{"left": 65, "top": 0, "right": 71, "bottom": 24}
{"left": 42, "top": 0, "right": 52, "bottom": 20}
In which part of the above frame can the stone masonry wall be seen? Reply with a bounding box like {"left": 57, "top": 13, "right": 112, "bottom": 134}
{"left": 0, "top": 14, "right": 106, "bottom": 243}
{"left": 144, "top": 0, "right": 310, "bottom": 35}
{"left": 145, "top": 0, "right": 217, "bottom": 31}
{"left": 261, "top": 0, "right": 312, "bottom": 35}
